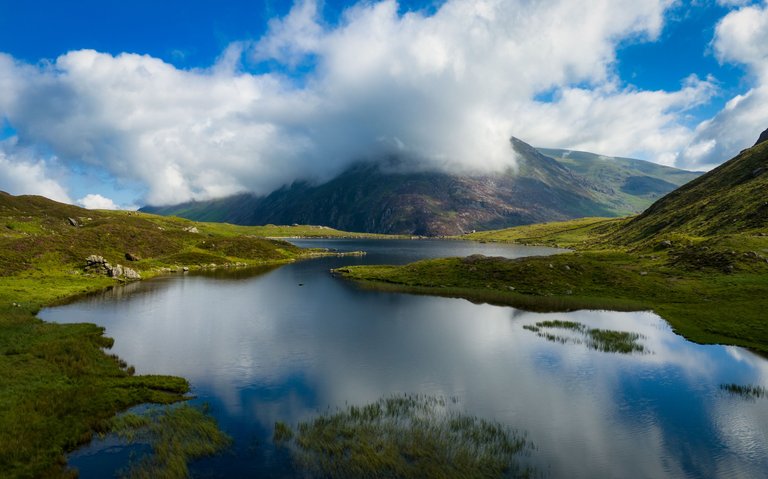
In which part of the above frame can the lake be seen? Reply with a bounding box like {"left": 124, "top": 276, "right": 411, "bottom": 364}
{"left": 40, "top": 239, "right": 768, "bottom": 478}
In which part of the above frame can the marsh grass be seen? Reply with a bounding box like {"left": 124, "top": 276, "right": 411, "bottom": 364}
{"left": 720, "top": 383, "right": 767, "bottom": 400}
{"left": 108, "top": 404, "right": 232, "bottom": 479}
{"left": 274, "top": 394, "right": 535, "bottom": 479}
{"left": 524, "top": 320, "right": 647, "bottom": 354}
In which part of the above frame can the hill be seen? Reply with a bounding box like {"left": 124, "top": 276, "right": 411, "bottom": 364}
{"left": 613, "top": 137, "right": 768, "bottom": 245}
{"left": 142, "top": 138, "right": 700, "bottom": 236}
{"left": 537, "top": 147, "right": 701, "bottom": 215}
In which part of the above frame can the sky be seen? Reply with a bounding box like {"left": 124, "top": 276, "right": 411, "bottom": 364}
{"left": 1, "top": 0, "right": 767, "bottom": 209}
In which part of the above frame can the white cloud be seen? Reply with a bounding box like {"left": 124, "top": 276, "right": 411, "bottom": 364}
{"left": 0, "top": 141, "right": 72, "bottom": 203}
{"left": 76, "top": 193, "right": 121, "bottom": 210}
{"left": 677, "top": 0, "right": 768, "bottom": 168}
{"left": 0, "top": 0, "right": 739, "bottom": 206}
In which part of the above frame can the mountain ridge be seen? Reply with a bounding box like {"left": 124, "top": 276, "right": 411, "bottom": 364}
{"left": 142, "top": 138, "right": 701, "bottom": 235}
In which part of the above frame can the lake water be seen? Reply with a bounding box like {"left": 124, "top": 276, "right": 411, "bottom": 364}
{"left": 40, "top": 239, "right": 768, "bottom": 478}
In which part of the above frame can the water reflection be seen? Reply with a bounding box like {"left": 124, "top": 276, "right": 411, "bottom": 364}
{"left": 40, "top": 240, "right": 768, "bottom": 478}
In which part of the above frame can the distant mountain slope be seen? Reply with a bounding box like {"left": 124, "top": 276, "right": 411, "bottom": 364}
{"left": 143, "top": 138, "right": 700, "bottom": 236}
{"left": 614, "top": 135, "right": 768, "bottom": 244}
{"left": 537, "top": 147, "right": 701, "bottom": 215}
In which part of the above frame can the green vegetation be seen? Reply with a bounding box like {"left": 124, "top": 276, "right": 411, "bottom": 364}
{"left": 720, "top": 383, "right": 767, "bottom": 400}
{"left": 274, "top": 394, "right": 535, "bottom": 479}
{"left": 538, "top": 147, "right": 701, "bottom": 217}
{"left": 523, "top": 320, "right": 646, "bottom": 354}
{"left": 108, "top": 404, "right": 232, "bottom": 479}
{"left": 0, "top": 191, "right": 375, "bottom": 477}
{"left": 334, "top": 138, "right": 768, "bottom": 354}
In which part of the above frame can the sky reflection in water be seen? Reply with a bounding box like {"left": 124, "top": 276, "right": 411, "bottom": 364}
{"left": 40, "top": 240, "right": 768, "bottom": 478}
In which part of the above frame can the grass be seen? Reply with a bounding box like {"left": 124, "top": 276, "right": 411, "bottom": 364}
{"left": 274, "top": 394, "right": 535, "bottom": 479}
{"left": 0, "top": 191, "right": 381, "bottom": 477}
{"left": 524, "top": 321, "right": 647, "bottom": 354}
{"left": 107, "top": 404, "right": 232, "bottom": 479}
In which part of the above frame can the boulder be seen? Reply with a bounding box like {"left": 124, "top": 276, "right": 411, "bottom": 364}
{"left": 67, "top": 217, "right": 78, "bottom": 227}
{"left": 123, "top": 267, "right": 141, "bottom": 280}
{"left": 108, "top": 264, "right": 124, "bottom": 278}
{"left": 125, "top": 252, "right": 140, "bottom": 261}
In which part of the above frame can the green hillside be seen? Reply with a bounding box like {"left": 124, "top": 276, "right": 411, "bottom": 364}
{"left": 538, "top": 147, "right": 701, "bottom": 216}
{"left": 613, "top": 140, "right": 768, "bottom": 245}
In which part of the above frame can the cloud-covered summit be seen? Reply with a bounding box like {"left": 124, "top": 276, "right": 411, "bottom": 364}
{"left": 0, "top": 0, "right": 766, "bottom": 207}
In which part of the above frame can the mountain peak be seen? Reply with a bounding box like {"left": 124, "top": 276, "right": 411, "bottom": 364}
{"left": 755, "top": 127, "right": 768, "bottom": 147}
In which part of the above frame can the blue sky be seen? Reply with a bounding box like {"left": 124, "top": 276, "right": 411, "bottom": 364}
{"left": 1, "top": 0, "right": 767, "bottom": 208}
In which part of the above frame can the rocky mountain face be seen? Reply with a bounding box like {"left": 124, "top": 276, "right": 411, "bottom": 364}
{"left": 142, "top": 137, "right": 701, "bottom": 236}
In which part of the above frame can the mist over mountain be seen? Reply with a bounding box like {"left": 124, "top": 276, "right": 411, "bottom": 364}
{"left": 142, "top": 137, "right": 700, "bottom": 236}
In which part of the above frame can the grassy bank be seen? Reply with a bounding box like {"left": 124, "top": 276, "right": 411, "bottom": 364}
{"left": 0, "top": 192, "right": 374, "bottom": 477}
{"left": 335, "top": 222, "right": 768, "bottom": 353}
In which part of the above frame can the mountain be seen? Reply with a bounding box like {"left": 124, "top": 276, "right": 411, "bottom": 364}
{"left": 142, "top": 137, "right": 700, "bottom": 236}
{"left": 537, "top": 147, "right": 701, "bottom": 215}
{"left": 614, "top": 132, "right": 768, "bottom": 244}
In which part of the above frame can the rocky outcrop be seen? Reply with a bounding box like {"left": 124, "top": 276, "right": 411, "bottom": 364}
{"left": 85, "top": 255, "right": 141, "bottom": 281}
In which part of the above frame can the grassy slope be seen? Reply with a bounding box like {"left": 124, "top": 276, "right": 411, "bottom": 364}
{"left": 335, "top": 143, "right": 768, "bottom": 353}
{"left": 538, "top": 148, "right": 702, "bottom": 216}
{"left": 0, "top": 192, "right": 362, "bottom": 478}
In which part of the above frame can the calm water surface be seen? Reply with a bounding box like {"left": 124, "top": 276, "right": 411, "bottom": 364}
{"left": 40, "top": 239, "right": 768, "bottom": 478}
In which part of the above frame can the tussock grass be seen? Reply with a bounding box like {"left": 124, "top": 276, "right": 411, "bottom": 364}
{"left": 275, "top": 394, "right": 535, "bottom": 479}
{"left": 524, "top": 321, "right": 646, "bottom": 354}
{"left": 108, "top": 404, "right": 232, "bottom": 479}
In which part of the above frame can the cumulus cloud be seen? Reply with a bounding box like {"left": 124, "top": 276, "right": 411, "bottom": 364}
{"left": 678, "top": 0, "right": 768, "bottom": 168}
{"left": 0, "top": 0, "right": 736, "bottom": 206}
{"left": 76, "top": 193, "right": 123, "bottom": 210}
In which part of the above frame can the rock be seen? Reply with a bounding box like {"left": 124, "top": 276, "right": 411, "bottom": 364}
{"left": 659, "top": 240, "right": 672, "bottom": 248}
{"left": 123, "top": 267, "right": 141, "bottom": 280}
{"left": 183, "top": 226, "right": 199, "bottom": 233}
{"left": 108, "top": 264, "right": 124, "bottom": 278}
{"left": 67, "top": 217, "right": 78, "bottom": 227}
{"left": 86, "top": 255, "right": 106, "bottom": 265}
{"left": 125, "top": 252, "right": 140, "bottom": 261}
{"left": 563, "top": 265, "right": 571, "bottom": 271}
{"left": 639, "top": 271, "right": 648, "bottom": 276}
{"left": 507, "top": 286, "right": 515, "bottom": 291}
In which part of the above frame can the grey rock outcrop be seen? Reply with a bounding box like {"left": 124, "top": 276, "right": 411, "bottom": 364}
{"left": 85, "top": 255, "right": 141, "bottom": 281}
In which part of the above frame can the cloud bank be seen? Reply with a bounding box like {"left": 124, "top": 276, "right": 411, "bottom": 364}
{"left": 0, "top": 0, "right": 764, "bottom": 206}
